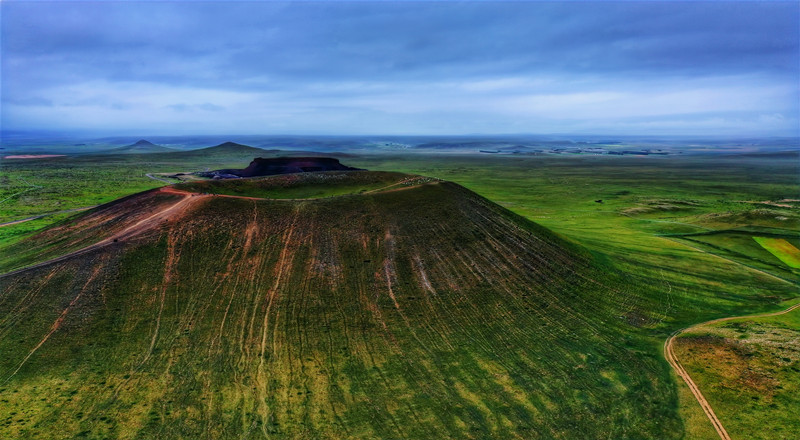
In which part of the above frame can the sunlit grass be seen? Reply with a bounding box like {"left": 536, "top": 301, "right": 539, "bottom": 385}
{"left": 753, "top": 236, "right": 800, "bottom": 268}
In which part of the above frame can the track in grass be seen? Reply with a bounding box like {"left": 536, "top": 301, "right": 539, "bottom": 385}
{"left": 665, "top": 300, "right": 800, "bottom": 440}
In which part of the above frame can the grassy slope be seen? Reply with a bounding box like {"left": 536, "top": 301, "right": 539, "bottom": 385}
{"left": 674, "top": 301, "right": 800, "bottom": 439}
{"left": 0, "top": 148, "right": 311, "bottom": 248}
{"left": 1, "top": 152, "right": 798, "bottom": 437}
{"left": 0, "top": 146, "right": 295, "bottom": 224}
{"left": 351, "top": 154, "right": 798, "bottom": 317}
{"left": 753, "top": 237, "right": 800, "bottom": 268}
{"left": 669, "top": 231, "right": 800, "bottom": 283}
{"left": 345, "top": 153, "right": 800, "bottom": 437}
{"left": 0, "top": 189, "right": 185, "bottom": 273}
{"left": 3, "top": 179, "right": 675, "bottom": 439}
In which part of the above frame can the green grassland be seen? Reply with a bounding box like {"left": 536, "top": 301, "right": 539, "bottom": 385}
{"left": 0, "top": 147, "right": 316, "bottom": 248}
{"left": 674, "top": 301, "right": 800, "bottom": 439}
{"left": 0, "top": 146, "right": 314, "bottom": 224}
{"left": 350, "top": 154, "right": 798, "bottom": 308}
{"left": 667, "top": 230, "right": 800, "bottom": 282}
{"left": 1, "top": 149, "right": 798, "bottom": 438}
{"left": 753, "top": 236, "right": 800, "bottom": 269}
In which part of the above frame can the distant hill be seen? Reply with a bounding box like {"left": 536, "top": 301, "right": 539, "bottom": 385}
{"left": 153, "top": 142, "right": 352, "bottom": 164}
{"left": 110, "top": 139, "right": 174, "bottom": 154}
{"left": 191, "top": 141, "right": 267, "bottom": 155}
{"left": 151, "top": 141, "right": 270, "bottom": 160}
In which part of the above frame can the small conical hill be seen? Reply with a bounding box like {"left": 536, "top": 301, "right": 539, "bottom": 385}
{"left": 112, "top": 139, "right": 173, "bottom": 153}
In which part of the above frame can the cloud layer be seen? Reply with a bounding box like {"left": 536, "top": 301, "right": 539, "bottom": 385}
{"left": 2, "top": 1, "right": 798, "bottom": 135}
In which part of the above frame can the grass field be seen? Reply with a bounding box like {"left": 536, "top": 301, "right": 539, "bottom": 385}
{"left": 667, "top": 230, "right": 800, "bottom": 282}
{"left": 1, "top": 149, "right": 798, "bottom": 438}
{"left": 753, "top": 237, "right": 800, "bottom": 269}
{"left": 0, "top": 146, "right": 310, "bottom": 225}
{"left": 674, "top": 300, "right": 800, "bottom": 439}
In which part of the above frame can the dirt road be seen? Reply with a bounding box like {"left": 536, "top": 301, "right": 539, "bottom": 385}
{"left": 160, "top": 179, "right": 435, "bottom": 202}
{"left": 0, "top": 189, "right": 202, "bottom": 279}
{"left": 0, "top": 185, "right": 328, "bottom": 278}
{"left": 2, "top": 182, "right": 423, "bottom": 278}
{"left": 664, "top": 300, "right": 800, "bottom": 440}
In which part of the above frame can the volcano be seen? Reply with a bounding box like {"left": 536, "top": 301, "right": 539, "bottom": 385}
{"left": 0, "top": 171, "right": 670, "bottom": 438}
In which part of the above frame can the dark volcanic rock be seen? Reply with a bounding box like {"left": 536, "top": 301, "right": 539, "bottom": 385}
{"left": 238, "top": 157, "right": 361, "bottom": 177}
{"left": 203, "top": 157, "right": 362, "bottom": 179}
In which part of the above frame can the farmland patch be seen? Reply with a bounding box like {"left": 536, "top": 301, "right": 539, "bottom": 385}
{"left": 753, "top": 237, "right": 800, "bottom": 268}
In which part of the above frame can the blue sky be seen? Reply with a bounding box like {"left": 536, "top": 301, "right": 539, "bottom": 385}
{"left": 2, "top": 1, "right": 798, "bottom": 136}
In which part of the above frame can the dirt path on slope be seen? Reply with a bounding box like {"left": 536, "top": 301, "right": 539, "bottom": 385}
{"left": 1, "top": 180, "right": 433, "bottom": 278}
{"left": 362, "top": 177, "right": 419, "bottom": 194}
{"left": 665, "top": 300, "right": 800, "bottom": 440}
{"left": 162, "top": 179, "right": 435, "bottom": 202}
{"left": 3, "top": 264, "right": 103, "bottom": 383}
{"left": 0, "top": 175, "right": 318, "bottom": 230}
{"left": 0, "top": 188, "right": 203, "bottom": 279}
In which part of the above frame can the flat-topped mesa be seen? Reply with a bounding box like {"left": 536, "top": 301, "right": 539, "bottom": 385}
{"left": 239, "top": 157, "right": 361, "bottom": 177}
{"left": 203, "top": 156, "right": 362, "bottom": 179}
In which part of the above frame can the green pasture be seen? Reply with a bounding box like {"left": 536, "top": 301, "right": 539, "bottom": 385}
{"left": 666, "top": 230, "right": 800, "bottom": 282}
{"left": 754, "top": 236, "right": 800, "bottom": 268}
{"left": 675, "top": 302, "right": 800, "bottom": 440}
{"left": 1, "top": 149, "right": 798, "bottom": 438}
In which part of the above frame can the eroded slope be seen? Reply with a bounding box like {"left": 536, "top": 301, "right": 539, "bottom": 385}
{"left": 0, "top": 174, "right": 675, "bottom": 439}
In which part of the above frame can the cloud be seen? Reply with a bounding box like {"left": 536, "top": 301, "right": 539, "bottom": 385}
{"left": 1, "top": 1, "right": 798, "bottom": 135}
{"left": 6, "top": 96, "right": 53, "bottom": 107}
{"left": 167, "top": 103, "right": 225, "bottom": 113}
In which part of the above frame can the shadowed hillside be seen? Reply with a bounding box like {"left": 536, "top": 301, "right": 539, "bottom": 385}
{"left": 0, "top": 172, "right": 677, "bottom": 439}
{"left": 235, "top": 157, "right": 361, "bottom": 177}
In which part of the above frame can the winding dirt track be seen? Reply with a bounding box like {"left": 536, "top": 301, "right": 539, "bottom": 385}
{"left": 0, "top": 188, "right": 203, "bottom": 279}
{"left": 664, "top": 300, "right": 800, "bottom": 440}
{"left": 1, "top": 181, "right": 429, "bottom": 279}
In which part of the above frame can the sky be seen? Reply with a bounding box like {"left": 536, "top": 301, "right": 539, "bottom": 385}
{"left": 2, "top": 1, "right": 798, "bottom": 136}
